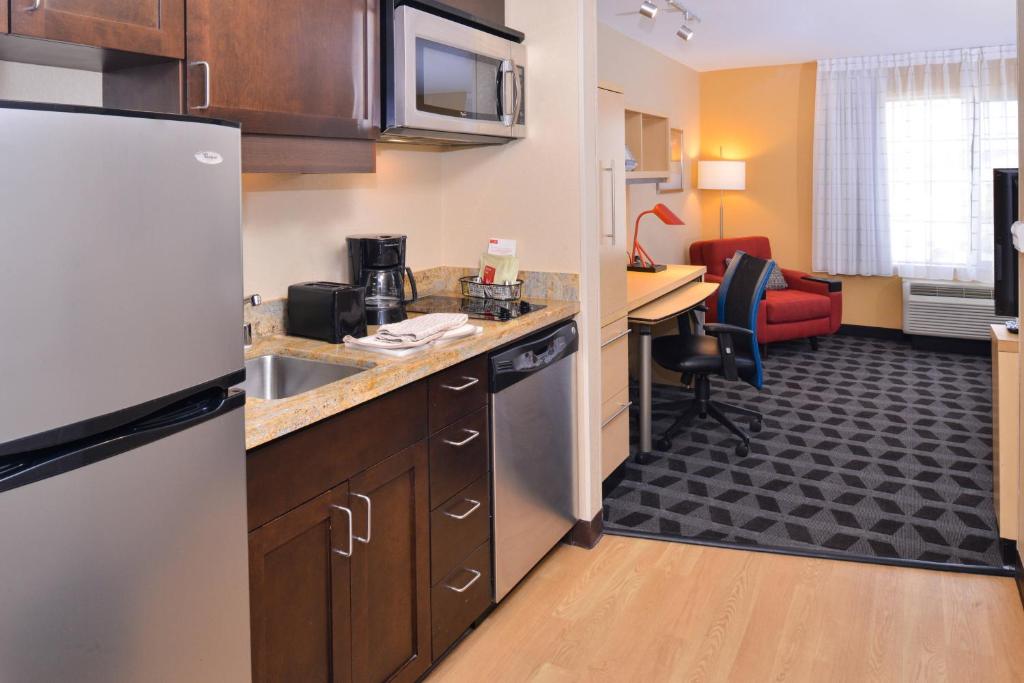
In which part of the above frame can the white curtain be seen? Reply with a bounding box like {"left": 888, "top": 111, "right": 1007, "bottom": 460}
{"left": 813, "top": 46, "right": 1018, "bottom": 282}
{"left": 813, "top": 56, "right": 893, "bottom": 276}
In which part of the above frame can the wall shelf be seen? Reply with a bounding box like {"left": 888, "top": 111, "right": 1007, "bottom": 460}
{"left": 624, "top": 108, "right": 670, "bottom": 182}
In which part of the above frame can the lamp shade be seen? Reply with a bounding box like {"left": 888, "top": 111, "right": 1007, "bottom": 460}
{"left": 698, "top": 160, "right": 746, "bottom": 191}
{"left": 649, "top": 203, "right": 685, "bottom": 226}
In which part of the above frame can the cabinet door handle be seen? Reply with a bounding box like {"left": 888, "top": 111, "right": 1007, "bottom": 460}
{"left": 602, "top": 401, "right": 633, "bottom": 428}
{"left": 441, "top": 376, "right": 480, "bottom": 392}
{"left": 602, "top": 328, "right": 632, "bottom": 348}
{"left": 443, "top": 498, "right": 482, "bottom": 520}
{"left": 351, "top": 493, "right": 371, "bottom": 544}
{"left": 26, "top": 0, "right": 41, "bottom": 10}
{"left": 189, "top": 61, "right": 211, "bottom": 110}
{"left": 330, "top": 504, "right": 354, "bottom": 557}
{"left": 443, "top": 429, "right": 480, "bottom": 448}
{"left": 602, "top": 163, "right": 617, "bottom": 244}
{"left": 445, "top": 568, "right": 482, "bottom": 593}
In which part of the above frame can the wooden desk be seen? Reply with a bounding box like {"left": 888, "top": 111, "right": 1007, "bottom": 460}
{"left": 991, "top": 323, "right": 1019, "bottom": 540}
{"left": 626, "top": 265, "right": 716, "bottom": 455}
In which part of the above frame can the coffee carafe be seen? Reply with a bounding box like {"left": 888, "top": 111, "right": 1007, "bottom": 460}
{"left": 347, "top": 234, "right": 418, "bottom": 325}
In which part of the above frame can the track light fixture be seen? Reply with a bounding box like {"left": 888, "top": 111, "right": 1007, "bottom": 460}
{"left": 634, "top": 1, "right": 702, "bottom": 42}
{"left": 639, "top": 1, "right": 658, "bottom": 19}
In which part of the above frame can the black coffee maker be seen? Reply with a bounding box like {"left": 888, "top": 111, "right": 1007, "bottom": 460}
{"left": 347, "top": 234, "right": 418, "bottom": 325}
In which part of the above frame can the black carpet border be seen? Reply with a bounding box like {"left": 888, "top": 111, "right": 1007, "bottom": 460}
{"left": 603, "top": 525, "right": 1016, "bottom": 577}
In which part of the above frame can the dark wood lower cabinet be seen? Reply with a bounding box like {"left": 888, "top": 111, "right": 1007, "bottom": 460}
{"left": 249, "top": 486, "right": 353, "bottom": 683}
{"left": 350, "top": 443, "right": 432, "bottom": 683}
{"left": 247, "top": 359, "right": 502, "bottom": 681}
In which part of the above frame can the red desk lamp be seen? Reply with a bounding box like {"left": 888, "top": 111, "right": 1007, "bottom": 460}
{"left": 629, "top": 203, "right": 685, "bottom": 273}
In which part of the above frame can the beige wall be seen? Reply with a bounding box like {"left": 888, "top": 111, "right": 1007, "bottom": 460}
{"left": 596, "top": 23, "right": 702, "bottom": 265}
{"left": 0, "top": 61, "right": 102, "bottom": 105}
{"left": 242, "top": 149, "right": 447, "bottom": 299}
{"left": 699, "top": 62, "right": 902, "bottom": 329}
{"left": 441, "top": 0, "right": 591, "bottom": 274}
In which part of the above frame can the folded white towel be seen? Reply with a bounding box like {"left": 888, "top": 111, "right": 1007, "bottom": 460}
{"left": 377, "top": 313, "right": 469, "bottom": 343}
{"left": 343, "top": 323, "right": 482, "bottom": 354}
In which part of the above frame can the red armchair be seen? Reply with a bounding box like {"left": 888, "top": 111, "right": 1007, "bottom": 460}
{"left": 689, "top": 236, "right": 842, "bottom": 349}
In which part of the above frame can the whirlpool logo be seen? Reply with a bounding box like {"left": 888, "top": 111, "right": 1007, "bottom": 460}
{"left": 194, "top": 150, "right": 224, "bottom": 165}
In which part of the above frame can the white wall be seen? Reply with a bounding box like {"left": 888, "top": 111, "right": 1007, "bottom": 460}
{"left": 597, "top": 24, "right": 702, "bottom": 264}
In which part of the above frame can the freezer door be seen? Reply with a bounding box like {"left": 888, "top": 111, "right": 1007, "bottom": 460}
{"left": 0, "top": 104, "right": 243, "bottom": 449}
{"left": 0, "top": 407, "right": 251, "bottom": 683}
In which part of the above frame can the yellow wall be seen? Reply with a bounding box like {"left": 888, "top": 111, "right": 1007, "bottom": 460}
{"left": 699, "top": 63, "right": 903, "bottom": 329}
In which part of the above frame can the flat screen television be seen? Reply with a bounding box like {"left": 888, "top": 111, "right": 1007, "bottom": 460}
{"left": 994, "top": 168, "right": 1019, "bottom": 318}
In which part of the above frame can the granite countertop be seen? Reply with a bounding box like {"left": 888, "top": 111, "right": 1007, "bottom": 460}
{"left": 243, "top": 299, "right": 580, "bottom": 450}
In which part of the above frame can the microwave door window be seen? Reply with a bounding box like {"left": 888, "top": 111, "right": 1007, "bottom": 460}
{"left": 416, "top": 39, "right": 500, "bottom": 122}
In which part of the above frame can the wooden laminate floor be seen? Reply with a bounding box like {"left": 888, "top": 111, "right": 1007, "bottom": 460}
{"left": 428, "top": 535, "right": 1024, "bottom": 682}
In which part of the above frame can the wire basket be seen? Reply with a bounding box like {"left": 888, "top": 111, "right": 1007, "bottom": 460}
{"left": 459, "top": 276, "right": 523, "bottom": 301}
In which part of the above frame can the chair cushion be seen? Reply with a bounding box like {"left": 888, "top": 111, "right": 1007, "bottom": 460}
{"left": 765, "top": 289, "right": 831, "bottom": 324}
{"left": 652, "top": 334, "right": 756, "bottom": 375}
{"left": 726, "top": 257, "right": 788, "bottom": 290}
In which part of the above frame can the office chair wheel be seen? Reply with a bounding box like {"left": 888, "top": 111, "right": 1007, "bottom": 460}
{"left": 735, "top": 441, "right": 749, "bottom": 457}
{"left": 656, "top": 437, "right": 672, "bottom": 451}
{"left": 750, "top": 418, "right": 763, "bottom": 433}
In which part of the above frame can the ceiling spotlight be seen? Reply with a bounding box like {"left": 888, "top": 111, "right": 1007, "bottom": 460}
{"left": 676, "top": 25, "right": 694, "bottom": 41}
{"left": 639, "top": 1, "right": 658, "bottom": 19}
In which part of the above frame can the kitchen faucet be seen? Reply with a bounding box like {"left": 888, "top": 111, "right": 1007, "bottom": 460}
{"left": 243, "top": 294, "right": 262, "bottom": 348}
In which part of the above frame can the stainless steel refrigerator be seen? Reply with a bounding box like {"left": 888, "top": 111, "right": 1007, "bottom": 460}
{"left": 0, "top": 102, "right": 251, "bottom": 682}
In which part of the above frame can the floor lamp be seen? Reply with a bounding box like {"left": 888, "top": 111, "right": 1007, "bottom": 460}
{"left": 697, "top": 158, "right": 746, "bottom": 239}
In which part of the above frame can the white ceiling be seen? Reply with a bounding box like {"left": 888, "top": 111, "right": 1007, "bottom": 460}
{"left": 598, "top": 0, "right": 1017, "bottom": 72}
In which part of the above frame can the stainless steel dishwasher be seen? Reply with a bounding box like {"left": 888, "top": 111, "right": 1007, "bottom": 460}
{"left": 489, "top": 320, "right": 578, "bottom": 601}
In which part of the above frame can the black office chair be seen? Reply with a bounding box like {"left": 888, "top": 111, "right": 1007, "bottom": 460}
{"left": 652, "top": 251, "right": 774, "bottom": 457}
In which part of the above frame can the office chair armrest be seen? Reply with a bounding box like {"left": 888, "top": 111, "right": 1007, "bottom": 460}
{"left": 703, "top": 323, "right": 753, "bottom": 337}
{"left": 704, "top": 323, "right": 751, "bottom": 381}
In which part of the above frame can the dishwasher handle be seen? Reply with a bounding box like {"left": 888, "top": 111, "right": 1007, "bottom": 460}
{"left": 489, "top": 320, "right": 579, "bottom": 393}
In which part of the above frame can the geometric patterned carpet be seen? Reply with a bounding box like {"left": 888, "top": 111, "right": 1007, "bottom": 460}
{"left": 603, "top": 335, "right": 1011, "bottom": 574}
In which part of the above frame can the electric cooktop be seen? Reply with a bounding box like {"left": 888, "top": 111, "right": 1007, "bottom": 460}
{"left": 406, "top": 296, "right": 546, "bottom": 322}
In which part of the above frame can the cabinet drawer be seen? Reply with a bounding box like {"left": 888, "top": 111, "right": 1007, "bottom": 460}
{"left": 430, "top": 407, "right": 489, "bottom": 509}
{"left": 247, "top": 381, "right": 427, "bottom": 531}
{"left": 432, "top": 476, "right": 491, "bottom": 584}
{"left": 600, "top": 318, "right": 630, "bottom": 403}
{"left": 431, "top": 541, "right": 492, "bottom": 660}
{"left": 429, "top": 356, "right": 488, "bottom": 433}
{"left": 601, "top": 388, "right": 632, "bottom": 480}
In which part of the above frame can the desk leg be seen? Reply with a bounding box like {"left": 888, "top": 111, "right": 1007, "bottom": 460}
{"left": 639, "top": 324, "right": 653, "bottom": 459}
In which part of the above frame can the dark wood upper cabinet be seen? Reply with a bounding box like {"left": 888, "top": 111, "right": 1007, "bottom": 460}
{"left": 1, "top": 1, "right": 9, "bottom": 34}
{"left": 186, "top": 0, "right": 379, "bottom": 140}
{"left": 442, "top": 0, "right": 505, "bottom": 26}
{"left": 349, "top": 443, "right": 432, "bottom": 683}
{"left": 249, "top": 486, "right": 354, "bottom": 683}
{"left": 9, "top": 0, "right": 184, "bottom": 58}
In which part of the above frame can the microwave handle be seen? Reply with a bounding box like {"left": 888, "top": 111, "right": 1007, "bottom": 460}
{"left": 499, "top": 59, "right": 515, "bottom": 127}
{"left": 511, "top": 62, "right": 522, "bottom": 126}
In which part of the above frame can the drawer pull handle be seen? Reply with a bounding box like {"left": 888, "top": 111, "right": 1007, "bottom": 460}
{"left": 442, "top": 376, "right": 480, "bottom": 392}
{"left": 602, "top": 401, "right": 633, "bottom": 428}
{"left": 443, "top": 498, "right": 482, "bottom": 520}
{"left": 351, "top": 493, "right": 371, "bottom": 544}
{"left": 330, "top": 504, "right": 354, "bottom": 557}
{"left": 601, "top": 328, "right": 632, "bottom": 348}
{"left": 445, "top": 568, "right": 482, "bottom": 593}
{"left": 443, "top": 429, "right": 480, "bottom": 448}
{"left": 26, "top": 0, "right": 41, "bottom": 10}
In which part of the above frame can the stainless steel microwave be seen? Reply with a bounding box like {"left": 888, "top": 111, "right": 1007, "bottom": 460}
{"left": 383, "top": 5, "right": 526, "bottom": 145}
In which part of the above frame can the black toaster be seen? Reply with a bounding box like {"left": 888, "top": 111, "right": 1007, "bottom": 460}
{"left": 287, "top": 282, "right": 367, "bottom": 343}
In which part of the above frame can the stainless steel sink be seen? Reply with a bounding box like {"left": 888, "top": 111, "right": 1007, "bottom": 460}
{"left": 240, "top": 355, "right": 368, "bottom": 400}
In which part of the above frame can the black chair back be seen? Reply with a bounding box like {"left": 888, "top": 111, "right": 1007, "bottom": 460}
{"left": 718, "top": 251, "right": 774, "bottom": 388}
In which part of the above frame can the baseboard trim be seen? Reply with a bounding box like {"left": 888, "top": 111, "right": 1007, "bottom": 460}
{"left": 564, "top": 510, "right": 604, "bottom": 549}
{"left": 838, "top": 324, "right": 905, "bottom": 341}
{"left": 909, "top": 334, "right": 989, "bottom": 357}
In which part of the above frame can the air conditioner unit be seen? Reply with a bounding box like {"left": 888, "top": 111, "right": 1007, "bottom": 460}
{"left": 902, "top": 279, "right": 1013, "bottom": 340}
